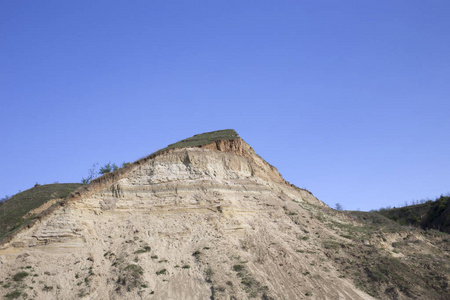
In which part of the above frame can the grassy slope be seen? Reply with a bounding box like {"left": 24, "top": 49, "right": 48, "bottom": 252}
{"left": 318, "top": 208, "right": 450, "bottom": 299}
{"left": 377, "top": 196, "right": 450, "bottom": 234}
{"left": 0, "top": 183, "right": 82, "bottom": 242}
{"left": 349, "top": 211, "right": 448, "bottom": 298}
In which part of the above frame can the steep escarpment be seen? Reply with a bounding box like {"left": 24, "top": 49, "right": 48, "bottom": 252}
{"left": 0, "top": 130, "right": 448, "bottom": 300}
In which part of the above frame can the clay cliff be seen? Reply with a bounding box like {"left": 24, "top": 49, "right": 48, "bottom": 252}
{"left": 0, "top": 130, "right": 448, "bottom": 300}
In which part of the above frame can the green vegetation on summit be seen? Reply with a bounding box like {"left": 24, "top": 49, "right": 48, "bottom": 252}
{"left": 164, "top": 129, "right": 239, "bottom": 150}
{"left": 0, "top": 183, "right": 82, "bottom": 242}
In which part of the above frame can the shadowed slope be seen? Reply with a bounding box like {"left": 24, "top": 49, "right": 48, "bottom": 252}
{"left": 377, "top": 195, "right": 450, "bottom": 234}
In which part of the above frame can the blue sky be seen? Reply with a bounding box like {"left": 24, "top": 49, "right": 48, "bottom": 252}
{"left": 1, "top": 1, "right": 449, "bottom": 211}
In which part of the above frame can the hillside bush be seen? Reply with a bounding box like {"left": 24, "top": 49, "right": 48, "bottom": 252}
{"left": 13, "top": 271, "right": 29, "bottom": 281}
{"left": 99, "top": 162, "right": 119, "bottom": 175}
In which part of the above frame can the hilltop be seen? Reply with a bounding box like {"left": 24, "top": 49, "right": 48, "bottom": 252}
{"left": 164, "top": 129, "right": 239, "bottom": 150}
{"left": 0, "top": 130, "right": 448, "bottom": 300}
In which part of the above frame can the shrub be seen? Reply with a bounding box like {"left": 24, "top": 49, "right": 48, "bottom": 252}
{"left": 392, "top": 242, "right": 405, "bottom": 248}
{"left": 43, "top": 285, "right": 53, "bottom": 291}
{"left": 4, "top": 290, "right": 21, "bottom": 299}
{"left": 1, "top": 195, "right": 11, "bottom": 202}
{"left": 118, "top": 264, "right": 144, "bottom": 290}
{"left": 233, "top": 265, "right": 245, "bottom": 272}
{"left": 205, "top": 266, "right": 214, "bottom": 282}
{"left": 13, "top": 271, "right": 29, "bottom": 281}
{"left": 156, "top": 269, "right": 167, "bottom": 275}
{"left": 134, "top": 249, "right": 147, "bottom": 254}
{"left": 323, "top": 240, "right": 341, "bottom": 250}
{"left": 124, "top": 264, "right": 143, "bottom": 276}
{"left": 99, "top": 162, "right": 118, "bottom": 175}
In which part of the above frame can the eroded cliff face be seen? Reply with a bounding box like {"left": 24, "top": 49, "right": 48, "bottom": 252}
{"left": 0, "top": 139, "right": 373, "bottom": 299}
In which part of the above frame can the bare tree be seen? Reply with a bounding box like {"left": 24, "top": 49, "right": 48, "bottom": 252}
{"left": 81, "top": 163, "right": 98, "bottom": 185}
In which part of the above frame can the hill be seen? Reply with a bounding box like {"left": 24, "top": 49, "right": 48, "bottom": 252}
{"left": 0, "top": 130, "right": 448, "bottom": 300}
{"left": 377, "top": 195, "right": 450, "bottom": 234}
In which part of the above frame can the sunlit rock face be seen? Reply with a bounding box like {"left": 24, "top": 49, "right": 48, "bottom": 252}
{"left": 0, "top": 131, "right": 375, "bottom": 300}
